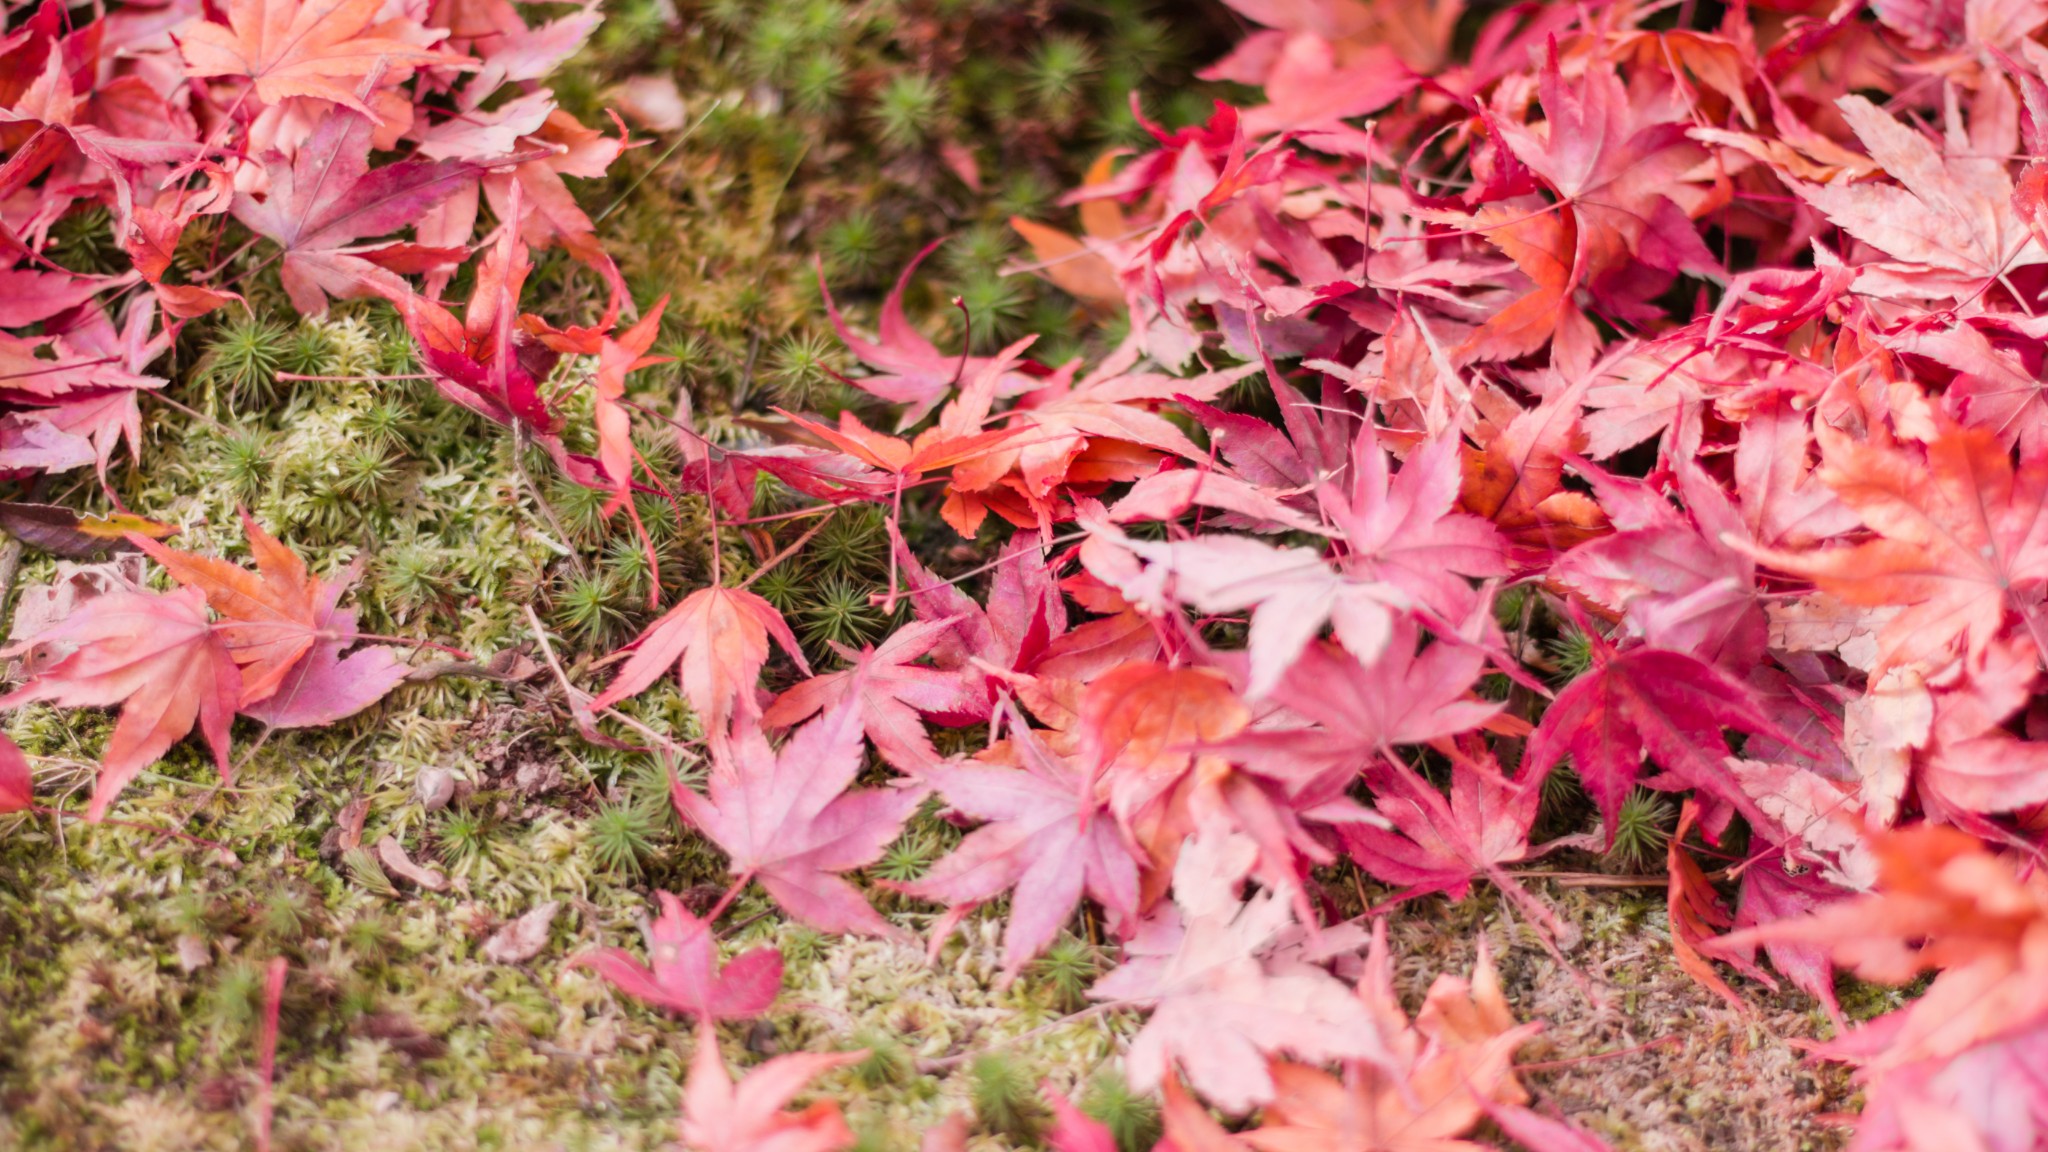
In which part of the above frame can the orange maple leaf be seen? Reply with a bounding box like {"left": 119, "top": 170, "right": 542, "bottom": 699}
{"left": 1459, "top": 379, "right": 1607, "bottom": 552}
{"left": 1077, "top": 662, "right": 1254, "bottom": 905}
{"left": 1163, "top": 918, "right": 1540, "bottom": 1152}
{"left": 1725, "top": 825, "right": 2048, "bottom": 1074}
{"left": 1455, "top": 201, "right": 1596, "bottom": 371}
{"left": 1666, "top": 800, "right": 1776, "bottom": 1013}
{"left": 177, "top": 0, "right": 471, "bottom": 118}
{"left": 589, "top": 586, "right": 810, "bottom": 736}
{"left": 131, "top": 511, "right": 321, "bottom": 707}
{"left": 777, "top": 407, "right": 1021, "bottom": 479}
{"left": 1745, "top": 423, "right": 2048, "bottom": 674}
{"left": 1009, "top": 153, "right": 1129, "bottom": 315}
{"left": 593, "top": 295, "right": 671, "bottom": 512}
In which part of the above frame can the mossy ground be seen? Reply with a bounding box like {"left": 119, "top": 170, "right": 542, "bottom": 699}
{"left": 1, "top": 2, "right": 1863, "bottom": 1149}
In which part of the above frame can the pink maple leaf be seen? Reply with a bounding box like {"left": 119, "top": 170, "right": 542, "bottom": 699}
{"left": 1085, "top": 431, "right": 1503, "bottom": 698}
{"left": 679, "top": 1023, "right": 860, "bottom": 1152}
{"left": 1089, "top": 830, "right": 1384, "bottom": 1113}
{"left": 0, "top": 586, "right": 240, "bottom": 821}
{"left": 761, "top": 617, "right": 982, "bottom": 774}
{"left": 1238, "top": 627, "right": 1503, "bottom": 785}
{"left": 0, "top": 733, "right": 30, "bottom": 814}
{"left": 567, "top": 890, "right": 782, "bottom": 1021}
{"left": 674, "top": 692, "right": 922, "bottom": 937}
{"left": 239, "top": 565, "right": 409, "bottom": 730}
{"left": 591, "top": 585, "right": 809, "bottom": 736}
{"left": 819, "top": 241, "right": 1036, "bottom": 428}
{"left": 893, "top": 711, "right": 1140, "bottom": 979}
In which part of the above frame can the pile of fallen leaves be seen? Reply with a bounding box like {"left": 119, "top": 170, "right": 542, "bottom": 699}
{"left": 8, "top": 0, "right": 2048, "bottom": 1147}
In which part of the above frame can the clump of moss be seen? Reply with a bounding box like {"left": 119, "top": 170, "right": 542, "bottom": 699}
{"left": 971, "top": 1053, "right": 1046, "bottom": 1142}
{"left": 1605, "top": 789, "right": 1677, "bottom": 873}
{"left": 1081, "top": 1069, "right": 1161, "bottom": 1152}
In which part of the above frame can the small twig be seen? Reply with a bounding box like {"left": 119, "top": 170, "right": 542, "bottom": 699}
{"left": 724, "top": 504, "right": 838, "bottom": 527}
{"left": 594, "top": 98, "right": 723, "bottom": 223}
{"left": 737, "top": 513, "right": 834, "bottom": 591}
{"left": 521, "top": 604, "right": 689, "bottom": 756}
{"left": 403, "top": 657, "right": 541, "bottom": 684}
{"left": 1519, "top": 869, "right": 1731, "bottom": 889}
{"left": 715, "top": 907, "right": 778, "bottom": 940}
{"left": 510, "top": 422, "right": 588, "bottom": 579}
{"left": 276, "top": 372, "right": 439, "bottom": 382}
{"left": 141, "top": 388, "right": 229, "bottom": 430}
{"left": 342, "top": 632, "right": 476, "bottom": 661}
{"left": 914, "top": 1002, "right": 1122, "bottom": 1073}
{"left": 703, "top": 873, "right": 751, "bottom": 924}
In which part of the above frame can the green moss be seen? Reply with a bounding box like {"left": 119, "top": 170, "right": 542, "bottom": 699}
{"left": 1080, "top": 1070, "right": 1160, "bottom": 1152}
{"left": 870, "top": 74, "right": 942, "bottom": 151}
{"left": 1030, "top": 935, "right": 1102, "bottom": 1013}
{"left": 971, "top": 1053, "right": 1046, "bottom": 1143}
{"left": 801, "top": 577, "right": 887, "bottom": 650}
{"left": 1605, "top": 789, "right": 1677, "bottom": 873}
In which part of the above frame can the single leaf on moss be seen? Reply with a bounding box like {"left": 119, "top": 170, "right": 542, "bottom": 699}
{"left": 674, "top": 690, "right": 922, "bottom": 937}
{"left": 567, "top": 890, "right": 783, "bottom": 1020}
{"left": 591, "top": 585, "right": 810, "bottom": 736}
{"left": 0, "top": 586, "right": 240, "bottom": 821}
{"left": 679, "top": 1022, "right": 861, "bottom": 1152}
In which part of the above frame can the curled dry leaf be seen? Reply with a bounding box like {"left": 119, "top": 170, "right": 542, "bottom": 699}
{"left": 482, "top": 901, "right": 561, "bottom": 965}
{"left": 374, "top": 836, "right": 448, "bottom": 892}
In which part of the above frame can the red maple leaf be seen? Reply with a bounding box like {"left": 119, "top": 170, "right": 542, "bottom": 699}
{"left": 1087, "top": 430, "right": 1503, "bottom": 698}
{"left": 590, "top": 295, "right": 669, "bottom": 510}
{"left": 1459, "top": 375, "right": 1607, "bottom": 553}
{"left": 1784, "top": 95, "right": 2041, "bottom": 296}
{"left": 232, "top": 109, "right": 474, "bottom": 316}
{"left": 1484, "top": 46, "right": 1715, "bottom": 304}
{"left": 1522, "top": 624, "right": 1794, "bottom": 845}
{"left": 403, "top": 193, "right": 562, "bottom": 432}
{"left": 1341, "top": 749, "right": 1543, "bottom": 904}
